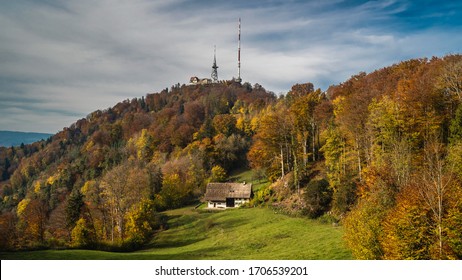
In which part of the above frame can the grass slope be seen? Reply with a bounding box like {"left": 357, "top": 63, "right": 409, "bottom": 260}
{"left": 0, "top": 207, "right": 351, "bottom": 260}
{"left": 228, "top": 168, "right": 270, "bottom": 191}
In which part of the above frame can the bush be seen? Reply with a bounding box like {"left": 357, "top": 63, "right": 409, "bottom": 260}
{"left": 249, "top": 186, "right": 273, "bottom": 207}
{"left": 317, "top": 213, "right": 339, "bottom": 225}
{"left": 303, "top": 179, "right": 332, "bottom": 218}
{"left": 125, "top": 199, "right": 160, "bottom": 245}
{"left": 210, "top": 165, "right": 227, "bottom": 182}
{"left": 71, "top": 218, "right": 96, "bottom": 248}
{"left": 332, "top": 181, "right": 357, "bottom": 214}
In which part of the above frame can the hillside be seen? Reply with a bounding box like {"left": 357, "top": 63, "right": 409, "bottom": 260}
{"left": 0, "top": 81, "right": 277, "bottom": 251}
{"left": 1, "top": 55, "right": 462, "bottom": 259}
{"left": 0, "top": 207, "right": 351, "bottom": 260}
{"left": 0, "top": 131, "right": 52, "bottom": 147}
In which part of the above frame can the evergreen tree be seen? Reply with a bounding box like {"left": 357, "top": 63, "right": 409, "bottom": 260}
{"left": 450, "top": 103, "right": 462, "bottom": 144}
{"left": 65, "top": 188, "right": 84, "bottom": 230}
{"left": 303, "top": 179, "right": 332, "bottom": 218}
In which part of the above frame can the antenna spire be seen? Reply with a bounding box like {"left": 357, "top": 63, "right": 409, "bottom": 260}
{"left": 236, "top": 18, "right": 242, "bottom": 83}
{"left": 211, "top": 45, "right": 218, "bottom": 83}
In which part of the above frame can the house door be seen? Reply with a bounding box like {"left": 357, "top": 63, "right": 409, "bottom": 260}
{"left": 226, "top": 198, "right": 235, "bottom": 208}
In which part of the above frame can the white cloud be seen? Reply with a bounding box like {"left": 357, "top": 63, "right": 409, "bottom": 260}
{"left": 1, "top": 0, "right": 462, "bottom": 132}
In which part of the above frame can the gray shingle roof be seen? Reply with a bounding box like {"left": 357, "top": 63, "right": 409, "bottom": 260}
{"left": 204, "top": 182, "right": 252, "bottom": 201}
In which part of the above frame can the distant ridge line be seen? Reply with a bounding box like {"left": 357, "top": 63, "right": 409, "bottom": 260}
{"left": 0, "top": 130, "right": 53, "bottom": 147}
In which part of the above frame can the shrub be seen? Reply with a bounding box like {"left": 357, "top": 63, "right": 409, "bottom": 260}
{"left": 125, "top": 199, "right": 159, "bottom": 245}
{"left": 332, "top": 181, "right": 357, "bottom": 214}
{"left": 210, "top": 165, "right": 227, "bottom": 182}
{"left": 303, "top": 179, "right": 332, "bottom": 218}
{"left": 71, "top": 218, "right": 96, "bottom": 248}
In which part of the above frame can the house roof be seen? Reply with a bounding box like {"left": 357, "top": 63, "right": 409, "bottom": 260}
{"left": 204, "top": 182, "right": 252, "bottom": 201}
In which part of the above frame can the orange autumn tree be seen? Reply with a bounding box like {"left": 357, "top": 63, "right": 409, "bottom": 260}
{"left": 16, "top": 198, "right": 48, "bottom": 246}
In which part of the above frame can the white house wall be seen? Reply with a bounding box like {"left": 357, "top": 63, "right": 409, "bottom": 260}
{"left": 208, "top": 198, "right": 249, "bottom": 208}
{"left": 208, "top": 201, "right": 226, "bottom": 208}
{"left": 234, "top": 198, "right": 249, "bottom": 207}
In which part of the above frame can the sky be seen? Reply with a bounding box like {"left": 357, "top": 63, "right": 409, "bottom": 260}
{"left": 1, "top": 0, "right": 462, "bottom": 133}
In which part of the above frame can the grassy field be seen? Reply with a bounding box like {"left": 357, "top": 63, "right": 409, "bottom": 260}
{"left": 228, "top": 168, "right": 270, "bottom": 191}
{"left": 0, "top": 207, "right": 351, "bottom": 260}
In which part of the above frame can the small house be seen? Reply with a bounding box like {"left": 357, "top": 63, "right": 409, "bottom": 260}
{"left": 190, "top": 76, "right": 212, "bottom": 85}
{"left": 204, "top": 182, "right": 252, "bottom": 209}
{"left": 190, "top": 76, "right": 200, "bottom": 84}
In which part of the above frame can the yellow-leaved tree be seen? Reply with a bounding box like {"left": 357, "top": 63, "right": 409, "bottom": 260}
{"left": 100, "top": 161, "right": 151, "bottom": 243}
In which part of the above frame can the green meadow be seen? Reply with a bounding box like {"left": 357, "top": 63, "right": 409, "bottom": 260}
{"left": 0, "top": 207, "right": 351, "bottom": 260}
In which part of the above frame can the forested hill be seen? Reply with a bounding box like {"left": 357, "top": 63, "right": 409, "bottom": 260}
{"left": 0, "top": 81, "right": 275, "bottom": 190}
{"left": 0, "top": 81, "right": 276, "bottom": 249}
{"left": 1, "top": 55, "right": 462, "bottom": 259}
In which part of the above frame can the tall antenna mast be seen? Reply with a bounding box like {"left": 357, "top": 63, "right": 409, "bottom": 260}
{"left": 211, "top": 45, "right": 218, "bottom": 83}
{"left": 236, "top": 18, "right": 242, "bottom": 83}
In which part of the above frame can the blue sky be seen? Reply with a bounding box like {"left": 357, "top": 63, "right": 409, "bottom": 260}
{"left": 1, "top": 0, "right": 462, "bottom": 133}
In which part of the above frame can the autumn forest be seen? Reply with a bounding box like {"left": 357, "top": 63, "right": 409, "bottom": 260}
{"left": 1, "top": 55, "right": 462, "bottom": 259}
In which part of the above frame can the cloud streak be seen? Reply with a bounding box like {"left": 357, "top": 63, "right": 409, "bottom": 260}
{"left": 1, "top": 0, "right": 462, "bottom": 132}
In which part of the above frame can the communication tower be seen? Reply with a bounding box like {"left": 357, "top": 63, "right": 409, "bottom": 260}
{"left": 235, "top": 18, "right": 242, "bottom": 83}
{"left": 211, "top": 45, "right": 219, "bottom": 83}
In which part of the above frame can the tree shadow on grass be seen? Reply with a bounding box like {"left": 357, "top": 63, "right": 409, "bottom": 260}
{"left": 0, "top": 245, "right": 232, "bottom": 260}
{"left": 144, "top": 235, "right": 206, "bottom": 250}
{"left": 127, "top": 245, "right": 232, "bottom": 260}
{"left": 167, "top": 214, "right": 198, "bottom": 228}
{"left": 214, "top": 216, "right": 248, "bottom": 229}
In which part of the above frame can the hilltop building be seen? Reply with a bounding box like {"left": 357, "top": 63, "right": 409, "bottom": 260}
{"left": 190, "top": 76, "right": 211, "bottom": 85}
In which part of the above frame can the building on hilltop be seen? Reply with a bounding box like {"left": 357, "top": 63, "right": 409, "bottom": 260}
{"left": 190, "top": 76, "right": 212, "bottom": 85}
{"left": 190, "top": 45, "right": 219, "bottom": 85}
{"left": 204, "top": 182, "right": 252, "bottom": 209}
